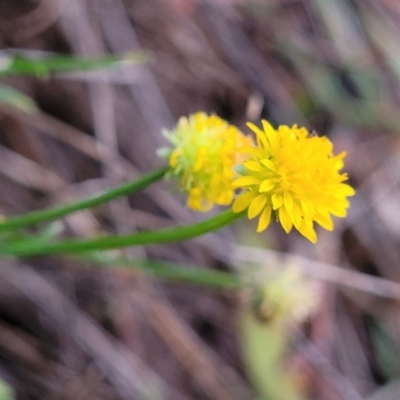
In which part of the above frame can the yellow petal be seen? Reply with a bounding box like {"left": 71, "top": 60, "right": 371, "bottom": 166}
{"left": 232, "top": 176, "right": 261, "bottom": 188}
{"left": 246, "top": 122, "right": 264, "bottom": 135}
{"left": 262, "top": 120, "right": 279, "bottom": 151}
{"left": 232, "top": 192, "right": 254, "bottom": 213}
{"left": 271, "top": 193, "right": 283, "bottom": 210}
{"left": 259, "top": 180, "right": 275, "bottom": 192}
{"left": 338, "top": 184, "right": 356, "bottom": 196}
{"left": 248, "top": 194, "right": 268, "bottom": 219}
{"left": 243, "top": 160, "right": 264, "bottom": 172}
{"left": 290, "top": 202, "right": 302, "bottom": 230}
{"left": 314, "top": 208, "right": 334, "bottom": 231}
{"left": 260, "top": 159, "right": 276, "bottom": 171}
{"left": 279, "top": 206, "right": 293, "bottom": 233}
{"left": 261, "top": 119, "right": 275, "bottom": 134}
{"left": 247, "top": 122, "right": 268, "bottom": 147}
{"left": 327, "top": 201, "right": 348, "bottom": 217}
{"left": 297, "top": 221, "right": 317, "bottom": 243}
{"left": 188, "top": 193, "right": 212, "bottom": 212}
{"left": 283, "top": 191, "right": 293, "bottom": 212}
{"left": 300, "top": 198, "right": 314, "bottom": 220}
{"left": 257, "top": 205, "right": 272, "bottom": 232}
{"left": 216, "top": 190, "right": 234, "bottom": 206}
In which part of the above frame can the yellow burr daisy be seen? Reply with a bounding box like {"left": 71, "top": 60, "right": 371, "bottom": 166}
{"left": 232, "top": 120, "right": 355, "bottom": 243}
{"left": 162, "top": 112, "right": 253, "bottom": 211}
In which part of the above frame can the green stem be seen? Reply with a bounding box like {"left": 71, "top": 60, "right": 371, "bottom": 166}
{"left": 85, "top": 255, "right": 240, "bottom": 289}
{"left": 138, "top": 260, "right": 240, "bottom": 288}
{"left": 0, "top": 167, "right": 168, "bottom": 232}
{"left": 0, "top": 210, "right": 244, "bottom": 257}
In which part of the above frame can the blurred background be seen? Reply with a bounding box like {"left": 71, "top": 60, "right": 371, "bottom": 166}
{"left": 2, "top": 0, "right": 400, "bottom": 399}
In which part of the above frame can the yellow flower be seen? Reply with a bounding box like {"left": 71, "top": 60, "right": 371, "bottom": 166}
{"left": 163, "top": 112, "right": 253, "bottom": 211}
{"left": 232, "top": 120, "right": 355, "bottom": 242}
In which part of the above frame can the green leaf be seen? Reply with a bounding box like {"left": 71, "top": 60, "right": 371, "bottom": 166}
{"left": 0, "top": 379, "right": 14, "bottom": 400}
{"left": 240, "top": 306, "right": 305, "bottom": 400}
{"left": 368, "top": 317, "right": 400, "bottom": 379}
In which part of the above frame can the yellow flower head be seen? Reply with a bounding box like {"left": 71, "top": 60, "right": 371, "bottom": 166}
{"left": 162, "top": 112, "right": 253, "bottom": 211}
{"left": 232, "top": 120, "right": 355, "bottom": 243}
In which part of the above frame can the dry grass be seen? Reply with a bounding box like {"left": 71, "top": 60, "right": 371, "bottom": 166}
{"left": 1, "top": 0, "right": 400, "bottom": 399}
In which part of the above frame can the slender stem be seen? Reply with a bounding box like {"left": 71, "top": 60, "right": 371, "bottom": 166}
{"left": 0, "top": 167, "right": 168, "bottom": 232}
{"left": 85, "top": 255, "right": 240, "bottom": 289}
{"left": 0, "top": 210, "right": 244, "bottom": 257}
{"left": 137, "top": 260, "right": 240, "bottom": 288}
